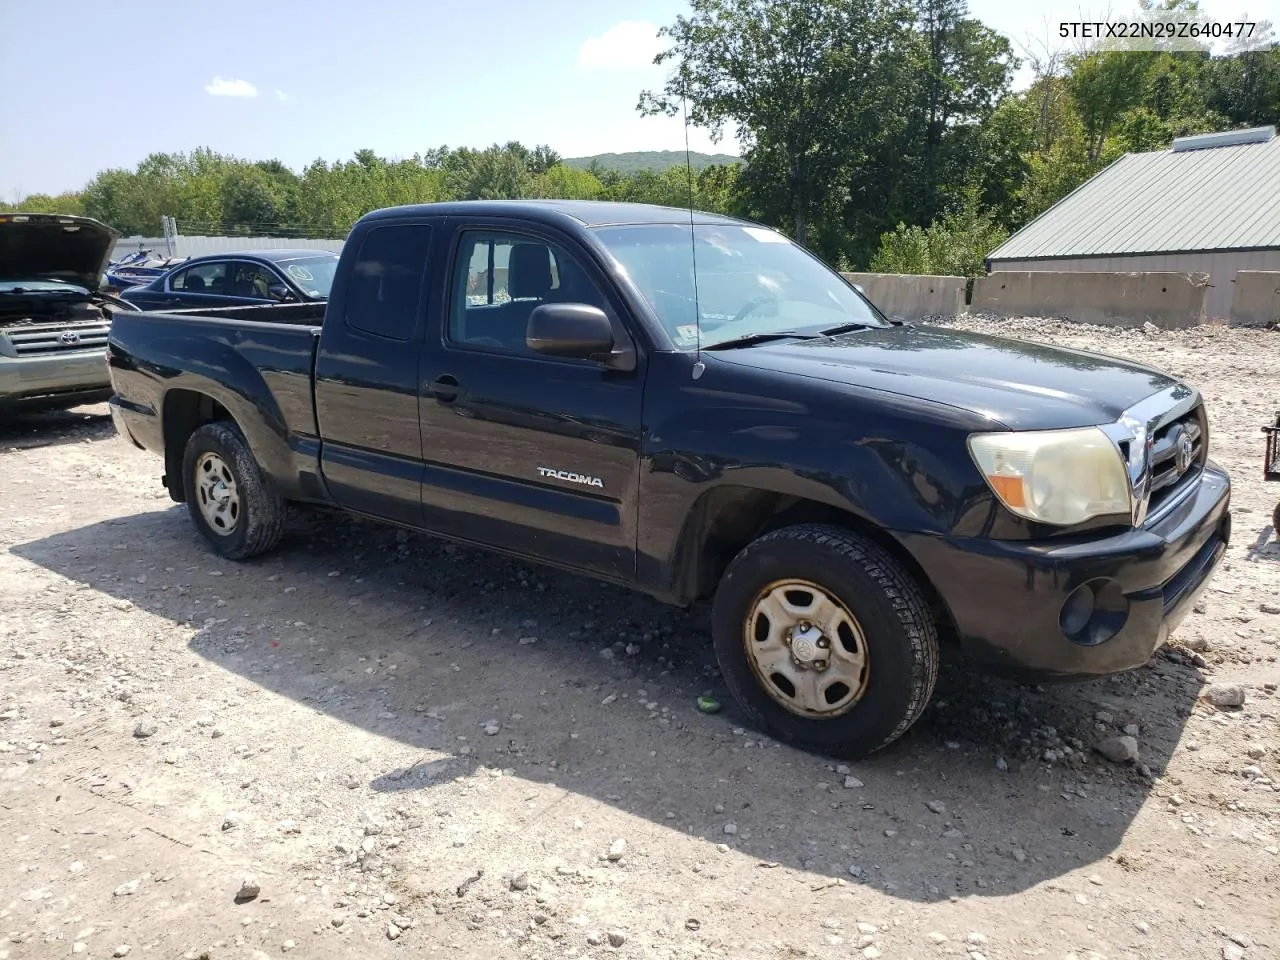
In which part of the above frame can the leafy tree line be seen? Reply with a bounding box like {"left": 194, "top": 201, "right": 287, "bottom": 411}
{"left": 9, "top": 0, "right": 1278, "bottom": 277}
{"left": 8, "top": 143, "right": 740, "bottom": 241}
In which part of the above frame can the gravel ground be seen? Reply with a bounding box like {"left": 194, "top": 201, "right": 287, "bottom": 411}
{"left": 1, "top": 315, "right": 1277, "bottom": 960}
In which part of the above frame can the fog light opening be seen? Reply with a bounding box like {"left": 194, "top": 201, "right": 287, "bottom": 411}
{"left": 1060, "top": 582, "right": 1096, "bottom": 636}
{"left": 1061, "top": 578, "right": 1129, "bottom": 646}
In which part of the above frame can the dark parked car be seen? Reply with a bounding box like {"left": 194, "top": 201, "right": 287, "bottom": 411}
{"left": 105, "top": 200, "right": 1230, "bottom": 757}
{"left": 119, "top": 249, "right": 340, "bottom": 310}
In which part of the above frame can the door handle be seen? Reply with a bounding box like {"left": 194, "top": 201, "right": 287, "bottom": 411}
{"left": 429, "top": 375, "right": 460, "bottom": 403}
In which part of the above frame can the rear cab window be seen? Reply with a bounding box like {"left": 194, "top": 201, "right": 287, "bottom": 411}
{"left": 344, "top": 224, "right": 433, "bottom": 341}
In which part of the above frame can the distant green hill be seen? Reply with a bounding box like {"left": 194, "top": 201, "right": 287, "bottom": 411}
{"left": 563, "top": 150, "right": 742, "bottom": 174}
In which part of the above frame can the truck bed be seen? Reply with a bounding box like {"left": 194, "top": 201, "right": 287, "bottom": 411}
{"left": 105, "top": 304, "right": 324, "bottom": 501}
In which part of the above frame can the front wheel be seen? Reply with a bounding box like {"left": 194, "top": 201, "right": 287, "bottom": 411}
{"left": 711, "top": 523, "right": 939, "bottom": 758}
{"left": 181, "top": 421, "right": 286, "bottom": 560}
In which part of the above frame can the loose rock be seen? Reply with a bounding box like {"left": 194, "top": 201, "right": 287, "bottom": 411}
{"left": 607, "top": 838, "right": 627, "bottom": 861}
{"left": 1095, "top": 735, "right": 1139, "bottom": 764}
{"left": 1206, "top": 683, "right": 1246, "bottom": 708}
{"left": 236, "top": 877, "right": 261, "bottom": 903}
{"left": 133, "top": 719, "right": 157, "bottom": 738}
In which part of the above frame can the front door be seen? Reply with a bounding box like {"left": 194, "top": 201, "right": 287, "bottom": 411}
{"left": 417, "top": 225, "right": 645, "bottom": 580}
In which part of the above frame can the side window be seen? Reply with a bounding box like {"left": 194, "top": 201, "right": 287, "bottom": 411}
{"left": 227, "top": 261, "right": 283, "bottom": 300}
{"left": 344, "top": 224, "right": 433, "bottom": 341}
{"left": 448, "top": 231, "right": 609, "bottom": 354}
{"left": 170, "top": 261, "right": 228, "bottom": 293}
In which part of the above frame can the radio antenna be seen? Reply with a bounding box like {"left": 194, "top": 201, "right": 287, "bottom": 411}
{"left": 682, "top": 87, "right": 705, "bottom": 379}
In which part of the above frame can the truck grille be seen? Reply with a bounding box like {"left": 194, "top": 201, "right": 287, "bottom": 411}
{"left": 1, "top": 320, "right": 111, "bottom": 357}
{"left": 1145, "top": 403, "right": 1207, "bottom": 522}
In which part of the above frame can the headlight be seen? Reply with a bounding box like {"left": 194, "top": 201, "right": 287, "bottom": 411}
{"left": 968, "top": 427, "right": 1132, "bottom": 526}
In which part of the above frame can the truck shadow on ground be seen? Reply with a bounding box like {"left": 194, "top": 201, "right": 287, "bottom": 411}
{"left": 0, "top": 402, "right": 113, "bottom": 450}
{"left": 13, "top": 505, "right": 1206, "bottom": 904}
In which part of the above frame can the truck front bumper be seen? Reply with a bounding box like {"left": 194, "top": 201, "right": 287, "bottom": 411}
{"left": 0, "top": 350, "right": 112, "bottom": 408}
{"left": 900, "top": 460, "right": 1231, "bottom": 680}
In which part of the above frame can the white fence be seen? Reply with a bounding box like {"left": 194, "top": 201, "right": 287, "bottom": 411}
{"left": 110, "top": 235, "right": 346, "bottom": 259}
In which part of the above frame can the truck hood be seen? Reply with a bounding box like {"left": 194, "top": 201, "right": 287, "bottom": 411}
{"left": 713, "top": 326, "right": 1180, "bottom": 431}
{"left": 0, "top": 213, "right": 119, "bottom": 293}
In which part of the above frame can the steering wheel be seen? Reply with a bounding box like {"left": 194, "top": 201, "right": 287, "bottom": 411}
{"left": 730, "top": 295, "right": 779, "bottom": 326}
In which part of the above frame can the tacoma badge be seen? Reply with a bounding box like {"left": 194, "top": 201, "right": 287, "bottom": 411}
{"left": 537, "top": 466, "right": 604, "bottom": 488}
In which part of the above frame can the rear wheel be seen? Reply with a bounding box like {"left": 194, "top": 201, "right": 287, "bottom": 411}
{"left": 182, "top": 421, "right": 285, "bottom": 560}
{"left": 711, "top": 523, "right": 939, "bottom": 758}
{"left": 1273, "top": 501, "right": 1280, "bottom": 540}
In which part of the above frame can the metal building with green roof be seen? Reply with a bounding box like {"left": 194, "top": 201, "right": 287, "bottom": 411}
{"left": 987, "top": 126, "right": 1280, "bottom": 321}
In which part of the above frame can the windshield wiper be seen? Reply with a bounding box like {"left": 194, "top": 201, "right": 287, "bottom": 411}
{"left": 814, "top": 321, "right": 885, "bottom": 337}
{"left": 701, "top": 331, "right": 819, "bottom": 351}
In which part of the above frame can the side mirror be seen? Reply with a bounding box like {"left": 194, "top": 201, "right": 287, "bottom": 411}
{"left": 527, "top": 303, "right": 614, "bottom": 361}
{"left": 268, "top": 283, "right": 295, "bottom": 302}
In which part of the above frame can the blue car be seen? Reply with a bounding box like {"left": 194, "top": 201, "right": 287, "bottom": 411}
{"left": 120, "top": 249, "right": 340, "bottom": 310}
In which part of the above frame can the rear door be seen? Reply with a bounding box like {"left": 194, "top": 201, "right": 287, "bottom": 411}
{"left": 166, "top": 260, "right": 241, "bottom": 308}
{"left": 314, "top": 218, "right": 437, "bottom": 525}
{"left": 416, "top": 221, "right": 646, "bottom": 580}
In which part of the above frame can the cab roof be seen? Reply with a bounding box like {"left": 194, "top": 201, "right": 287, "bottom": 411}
{"left": 360, "top": 199, "right": 748, "bottom": 229}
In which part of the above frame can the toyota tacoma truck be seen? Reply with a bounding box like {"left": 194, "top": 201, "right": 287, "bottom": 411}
{"left": 1, "top": 213, "right": 139, "bottom": 412}
{"left": 104, "top": 200, "right": 1231, "bottom": 757}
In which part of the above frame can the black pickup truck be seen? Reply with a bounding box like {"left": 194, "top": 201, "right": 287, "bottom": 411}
{"left": 106, "top": 200, "right": 1231, "bottom": 757}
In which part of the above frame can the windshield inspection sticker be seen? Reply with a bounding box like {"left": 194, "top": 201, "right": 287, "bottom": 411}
{"left": 675, "top": 324, "right": 701, "bottom": 346}
{"left": 742, "top": 226, "right": 788, "bottom": 243}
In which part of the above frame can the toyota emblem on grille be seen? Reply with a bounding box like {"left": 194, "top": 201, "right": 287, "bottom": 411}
{"left": 59, "top": 331, "right": 81, "bottom": 345}
{"left": 1174, "top": 428, "right": 1194, "bottom": 474}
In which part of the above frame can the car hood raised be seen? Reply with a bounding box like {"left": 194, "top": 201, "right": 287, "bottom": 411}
{"left": 0, "top": 213, "right": 119, "bottom": 293}
{"left": 712, "top": 326, "right": 1180, "bottom": 430}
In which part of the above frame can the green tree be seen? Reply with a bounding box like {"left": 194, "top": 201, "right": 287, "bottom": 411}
{"left": 532, "top": 165, "right": 603, "bottom": 200}
{"left": 903, "top": 0, "right": 1018, "bottom": 223}
{"left": 7, "top": 191, "right": 86, "bottom": 216}
{"left": 869, "top": 188, "right": 1008, "bottom": 277}
{"left": 640, "top": 0, "right": 908, "bottom": 246}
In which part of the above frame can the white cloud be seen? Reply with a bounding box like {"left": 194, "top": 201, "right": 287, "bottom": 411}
{"left": 274, "top": 88, "right": 294, "bottom": 103}
{"left": 577, "top": 20, "right": 665, "bottom": 71}
{"left": 204, "top": 77, "right": 258, "bottom": 98}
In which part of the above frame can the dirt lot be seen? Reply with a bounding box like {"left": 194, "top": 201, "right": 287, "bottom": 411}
{"left": 1, "top": 315, "right": 1277, "bottom": 960}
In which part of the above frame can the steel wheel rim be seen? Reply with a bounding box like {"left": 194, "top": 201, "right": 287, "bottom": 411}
{"left": 742, "top": 578, "right": 870, "bottom": 718}
{"left": 195, "top": 452, "right": 240, "bottom": 536}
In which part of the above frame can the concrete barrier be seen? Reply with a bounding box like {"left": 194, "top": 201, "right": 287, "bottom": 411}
{"left": 971, "top": 271, "right": 1210, "bottom": 328}
{"left": 1230, "top": 271, "right": 1280, "bottom": 327}
{"left": 840, "top": 272, "right": 966, "bottom": 321}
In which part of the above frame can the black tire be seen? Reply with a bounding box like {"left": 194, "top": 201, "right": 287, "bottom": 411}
{"left": 181, "top": 421, "right": 286, "bottom": 560}
{"left": 711, "top": 523, "right": 939, "bottom": 758}
{"left": 1273, "top": 501, "right": 1280, "bottom": 539}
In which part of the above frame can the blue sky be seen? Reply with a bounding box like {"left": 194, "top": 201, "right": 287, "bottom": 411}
{"left": 0, "top": 0, "right": 1270, "bottom": 198}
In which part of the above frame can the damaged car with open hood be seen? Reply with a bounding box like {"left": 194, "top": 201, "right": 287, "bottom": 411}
{"left": 0, "top": 212, "right": 138, "bottom": 413}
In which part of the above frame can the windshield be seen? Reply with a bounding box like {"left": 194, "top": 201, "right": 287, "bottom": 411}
{"left": 0, "top": 279, "right": 90, "bottom": 295}
{"left": 279, "top": 255, "right": 340, "bottom": 299}
{"left": 592, "top": 223, "right": 887, "bottom": 349}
